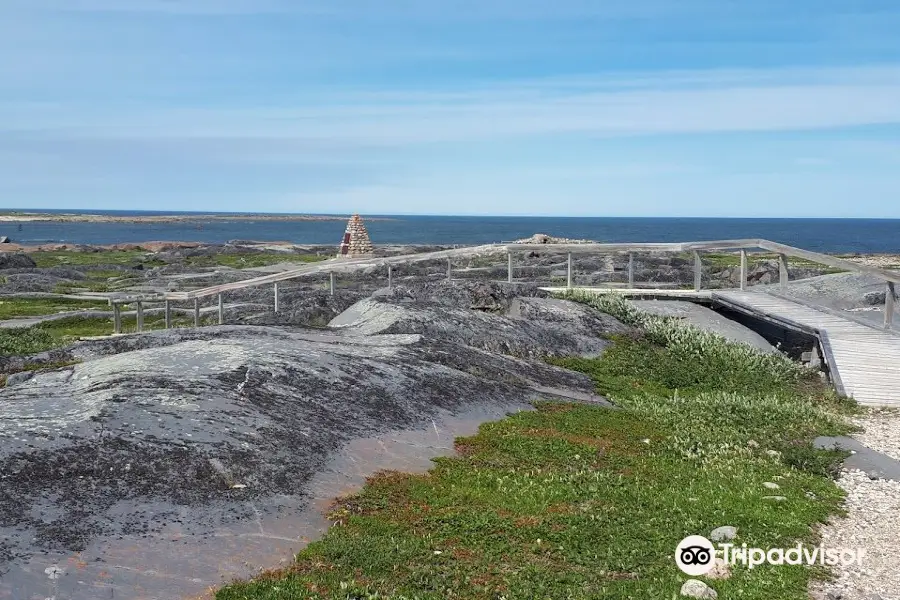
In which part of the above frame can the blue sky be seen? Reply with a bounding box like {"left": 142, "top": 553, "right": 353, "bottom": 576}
{"left": 4, "top": 1, "right": 900, "bottom": 217}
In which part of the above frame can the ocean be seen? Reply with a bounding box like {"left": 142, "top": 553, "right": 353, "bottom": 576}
{"left": 3, "top": 211, "right": 900, "bottom": 254}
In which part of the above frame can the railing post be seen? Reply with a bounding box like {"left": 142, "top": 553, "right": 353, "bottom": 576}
{"left": 778, "top": 253, "right": 789, "bottom": 288}
{"left": 693, "top": 251, "right": 702, "bottom": 292}
{"left": 218, "top": 293, "right": 224, "bottom": 325}
{"left": 387, "top": 263, "right": 392, "bottom": 289}
{"left": 507, "top": 252, "right": 513, "bottom": 283}
{"left": 447, "top": 258, "right": 452, "bottom": 280}
{"left": 329, "top": 272, "right": 335, "bottom": 295}
{"left": 113, "top": 302, "right": 122, "bottom": 334}
{"left": 193, "top": 298, "right": 200, "bottom": 327}
{"left": 628, "top": 253, "right": 634, "bottom": 288}
{"left": 164, "top": 300, "right": 172, "bottom": 329}
{"left": 136, "top": 301, "right": 144, "bottom": 332}
{"left": 886, "top": 282, "right": 896, "bottom": 330}
{"left": 566, "top": 252, "right": 573, "bottom": 289}
{"left": 739, "top": 249, "right": 748, "bottom": 290}
{"left": 274, "top": 282, "right": 279, "bottom": 313}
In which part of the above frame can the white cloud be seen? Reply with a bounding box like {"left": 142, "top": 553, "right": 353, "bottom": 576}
{"left": 7, "top": 65, "right": 900, "bottom": 145}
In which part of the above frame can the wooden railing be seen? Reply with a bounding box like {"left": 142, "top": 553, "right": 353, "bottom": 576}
{"left": 108, "top": 239, "right": 900, "bottom": 332}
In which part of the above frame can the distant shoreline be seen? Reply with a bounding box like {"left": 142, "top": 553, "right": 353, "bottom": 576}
{"left": 1, "top": 215, "right": 898, "bottom": 254}
{"left": 0, "top": 212, "right": 394, "bottom": 224}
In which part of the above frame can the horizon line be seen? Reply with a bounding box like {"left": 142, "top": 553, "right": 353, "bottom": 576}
{"left": 5, "top": 209, "right": 900, "bottom": 221}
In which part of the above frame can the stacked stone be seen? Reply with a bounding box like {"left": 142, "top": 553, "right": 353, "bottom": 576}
{"left": 337, "top": 214, "right": 375, "bottom": 257}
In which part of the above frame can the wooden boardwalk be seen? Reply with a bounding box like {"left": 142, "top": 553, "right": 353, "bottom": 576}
{"left": 102, "top": 236, "right": 898, "bottom": 406}
{"left": 714, "top": 290, "right": 900, "bottom": 407}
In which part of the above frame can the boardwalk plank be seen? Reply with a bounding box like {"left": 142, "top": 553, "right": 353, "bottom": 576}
{"left": 714, "top": 290, "right": 900, "bottom": 407}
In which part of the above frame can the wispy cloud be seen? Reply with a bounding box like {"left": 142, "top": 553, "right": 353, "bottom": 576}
{"left": 4, "top": 0, "right": 900, "bottom": 216}
{"left": 7, "top": 65, "right": 900, "bottom": 146}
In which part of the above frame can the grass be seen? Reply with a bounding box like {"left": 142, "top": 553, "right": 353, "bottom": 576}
{"left": 28, "top": 248, "right": 326, "bottom": 270}
{"left": 185, "top": 253, "right": 328, "bottom": 269}
{"left": 216, "top": 292, "right": 856, "bottom": 600}
{"left": 0, "top": 297, "right": 110, "bottom": 320}
{"left": 0, "top": 310, "right": 216, "bottom": 355}
{"left": 52, "top": 269, "right": 142, "bottom": 294}
{"left": 28, "top": 249, "right": 165, "bottom": 268}
{"left": 53, "top": 280, "right": 118, "bottom": 294}
{"left": 85, "top": 269, "right": 131, "bottom": 279}
{"left": 38, "top": 311, "right": 214, "bottom": 337}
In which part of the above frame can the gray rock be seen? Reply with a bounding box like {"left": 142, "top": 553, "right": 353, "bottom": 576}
{"left": 704, "top": 557, "right": 731, "bottom": 580}
{"left": 680, "top": 579, "right": 718, "bottom": 599}
{"left": 763, "top": 482, "right": 780, "bottom": 490}
{"left": 709, "top": 525, "right": 737, "bottom": 542}
{"left": 3, "top": 371, "right": 34, "bottom": 387}
{"left": 330, "top": 282, "right": 633, "bottom": 358}
{"left": 864, "top": 291, "right": 886, "bottom": 306}
{"left": 815, "top": 436, "right": 900, "bottom": 482}
{"left": 0, "top": 281, "right": 624, "bottom": 597}
{"left": 0, "top": 252, "right": 36, "bottom": 270}
{"left": 762, "top": 495, "right": 788, "bottom": 502}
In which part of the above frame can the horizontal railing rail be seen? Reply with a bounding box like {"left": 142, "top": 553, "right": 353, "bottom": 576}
{"left": 105, "top": 238, "right": 898, "bottom": 333}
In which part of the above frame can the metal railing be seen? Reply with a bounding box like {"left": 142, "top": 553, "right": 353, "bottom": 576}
{"left": 108, "top": 239, "right": 900, "bottom": 333}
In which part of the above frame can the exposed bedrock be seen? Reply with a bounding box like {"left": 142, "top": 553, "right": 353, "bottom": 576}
{"left": 330, "top": 280, "right": 632, "bottom": 358}
{"left": 0, "top": 280, "right": 622, "bottom": 598}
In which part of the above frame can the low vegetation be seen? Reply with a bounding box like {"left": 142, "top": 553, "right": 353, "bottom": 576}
{"left": 0, "top": 297, "right": 109, "bottom": 320}
{"left": 0, "top": 311, "right": 217, "bottom": 356}
{"left": 0, "top": 328, "right": 59, "bottom": 356}
{"left": 216, "top": 292, "right": 855, "bottom": 600}
{"left": 185, "top": 253, "right": 328, "bottom": 269}
{"left": 28, "top": 249, "right": 165, "bottom": 268}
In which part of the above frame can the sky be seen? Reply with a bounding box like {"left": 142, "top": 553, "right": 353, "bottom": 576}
{"left": 3, "top": 1, "right": 900, "bottom": 217}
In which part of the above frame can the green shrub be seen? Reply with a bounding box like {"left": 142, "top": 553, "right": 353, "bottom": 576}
{"left": 0, "top": 328, "right": 57, "bottom": 356}
{"left": 558, "top": 291, "right": 808, "bottom": 388}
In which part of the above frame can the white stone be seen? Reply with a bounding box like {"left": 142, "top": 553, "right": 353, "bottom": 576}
{"left": 704, "top": 558, "right": 731, "bottom": 580}
{"left": 680, "top": 579, "right": 718, "bottom": 599}
{"left": 709, "top": 525, "right": 737, "bottom": 542}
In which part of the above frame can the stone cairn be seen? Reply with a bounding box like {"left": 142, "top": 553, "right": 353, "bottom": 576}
{"left": 337, "top": 214, "right": 375, "bottom": 258}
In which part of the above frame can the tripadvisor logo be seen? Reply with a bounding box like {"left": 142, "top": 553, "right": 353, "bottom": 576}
{"left": 675, "top": 535, "right": 715, "bottom": 576}
{"left": 675, "top": 535, "right": 866, "bottom": 575}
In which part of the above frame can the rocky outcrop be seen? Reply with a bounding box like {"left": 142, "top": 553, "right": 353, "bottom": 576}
{"left": 513, "top": 233, "right": 595, "bottom": 244}
{"left": 0, "top": 252, "right": 36, "bottom": 270}
{"left": 0, "top": 280, "right": 622, "bottom": 598}
{"left": 330, "top": 281, "right": 632, "bottom": 358}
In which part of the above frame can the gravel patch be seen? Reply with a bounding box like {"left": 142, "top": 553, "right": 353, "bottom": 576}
{"left": 813, "top": 410, "right": 900, "bottom": 600}
{"left": 852, "top": 409, "right": 900, "bottom": 462}
{"left": 813, "top": 469, "right": 900, "bottom": 600}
